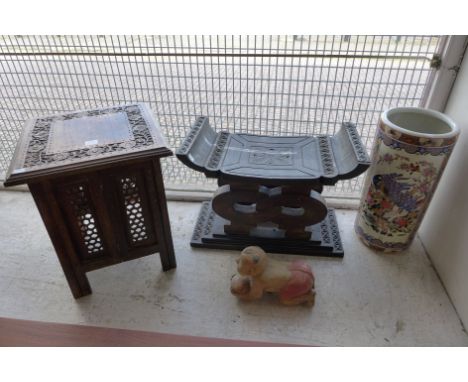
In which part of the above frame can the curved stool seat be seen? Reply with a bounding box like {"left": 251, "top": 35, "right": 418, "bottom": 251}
{"left": 177, "top": 117, "right": 370, "bottom": 257}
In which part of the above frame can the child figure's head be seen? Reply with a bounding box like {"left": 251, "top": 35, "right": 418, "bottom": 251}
{"left": 236, "top": 246, "right": 268, "bottom": 276}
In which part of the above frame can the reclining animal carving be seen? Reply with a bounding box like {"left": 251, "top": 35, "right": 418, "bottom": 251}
{"left": 230, "top": 246, "right": 316, "bottom": 306}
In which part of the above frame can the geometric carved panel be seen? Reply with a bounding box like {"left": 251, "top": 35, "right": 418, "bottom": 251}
{"left": 63, "top": 183, "right": 105, "bottom": 257}
{"left": 120, "top": 175, "right": 150, "bottom": 244}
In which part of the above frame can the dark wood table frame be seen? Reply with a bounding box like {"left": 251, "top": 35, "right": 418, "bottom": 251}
{"left": 4, "top": 104, "right": 176, "bottom": 298}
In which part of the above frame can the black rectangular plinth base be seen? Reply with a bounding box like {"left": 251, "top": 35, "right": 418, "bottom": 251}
{"left": 191, "top": 201, "right": 344, "bottom": 258}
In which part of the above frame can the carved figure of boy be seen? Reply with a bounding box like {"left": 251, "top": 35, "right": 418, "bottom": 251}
{"left": 230, "top": 246, "right": 316, "bottom": 306}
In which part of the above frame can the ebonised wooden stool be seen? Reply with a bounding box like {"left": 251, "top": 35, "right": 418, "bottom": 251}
{"left": 177, "top": 117, "right": 370, "bottom": 258}
{"left": 4, "top": 104, "right": 176, "bottom": 298}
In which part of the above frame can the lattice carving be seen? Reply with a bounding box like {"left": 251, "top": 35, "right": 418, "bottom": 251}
{"left": 120, "top": 176, "right": 149, "bottom": 243}
{"left": 23, "top": 104, "right": 154, "bottom": 168}
{"left": 65, "top": 184, "right": 105, "bottom": 256}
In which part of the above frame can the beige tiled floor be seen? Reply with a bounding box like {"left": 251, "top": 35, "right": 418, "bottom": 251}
{"left": 0, "top": 190, "right": 466, "bottom": 346}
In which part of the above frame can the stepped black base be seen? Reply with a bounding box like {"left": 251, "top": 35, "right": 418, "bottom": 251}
{"left": 191, "top": 201, "right": 344, "bottom": 258}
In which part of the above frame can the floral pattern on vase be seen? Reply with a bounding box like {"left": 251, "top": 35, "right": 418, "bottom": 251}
{"left": 355, "top": 108, "right": 459, "bottom": 252}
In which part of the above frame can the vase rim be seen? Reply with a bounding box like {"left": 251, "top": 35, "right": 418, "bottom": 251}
{"left": 381, "top": 107, "right": 459, "bottom": 139}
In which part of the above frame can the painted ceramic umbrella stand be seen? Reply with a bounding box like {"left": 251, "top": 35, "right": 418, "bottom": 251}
{"left": 177, "top": 117, "right": 371, "bottom": 257}
{"left": 355, "top": 107, "right": 460, "bottom": 252}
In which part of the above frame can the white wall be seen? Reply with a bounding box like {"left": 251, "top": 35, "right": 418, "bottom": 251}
{"left": 419, "top": 51, "right": 468, "bottom": 328}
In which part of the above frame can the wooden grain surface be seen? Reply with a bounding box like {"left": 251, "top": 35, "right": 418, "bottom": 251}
{"left": 0, "top": 317, "right": 297, "bottom": 347}
{"left": 4, "top": 104, "right": 172, "bottom": 187}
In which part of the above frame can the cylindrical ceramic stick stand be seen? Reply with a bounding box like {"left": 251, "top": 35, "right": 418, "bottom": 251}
{"left": 355, "top": 107, "right": 459, "bottom": 252}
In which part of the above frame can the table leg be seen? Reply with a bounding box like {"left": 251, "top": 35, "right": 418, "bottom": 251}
{"left": 151, "top": 159, "right": 177, "bottom": 271}
{"left": 29, "top": 182, "right": 92, "bottom": 298}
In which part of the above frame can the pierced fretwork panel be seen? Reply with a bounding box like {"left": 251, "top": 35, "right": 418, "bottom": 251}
{"left": 119, "top": 174, "right": 153, "bottom": 245}
{"left": 61, "top": 183, "right": 105, "bottom": 257}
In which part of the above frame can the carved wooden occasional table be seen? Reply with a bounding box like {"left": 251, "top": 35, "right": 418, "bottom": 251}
{"left": 4, "top": 104, "right": 176, "bottom": 298}
{"left": 177, "top": 117, "right": 370, "bottom": 257}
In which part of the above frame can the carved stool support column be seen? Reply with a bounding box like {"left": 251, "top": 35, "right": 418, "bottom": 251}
{"left": 212, "top": 183, "right": 328, "bottom": 240}
{"left": 177, "top": 117, "right": 371, "bottom": 257}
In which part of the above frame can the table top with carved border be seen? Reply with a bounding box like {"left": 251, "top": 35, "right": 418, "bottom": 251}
{"left": 4, "top": 104, "right": 172, "bottom": 186}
